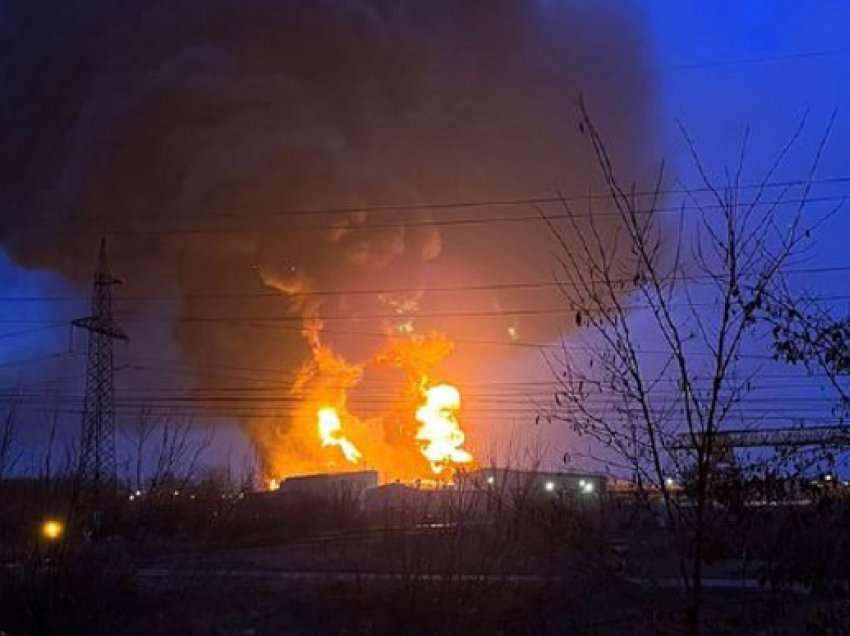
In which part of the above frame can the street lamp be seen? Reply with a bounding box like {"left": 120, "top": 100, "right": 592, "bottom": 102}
{"left": 41, "top": 519, "right": 64, "bottom": 542}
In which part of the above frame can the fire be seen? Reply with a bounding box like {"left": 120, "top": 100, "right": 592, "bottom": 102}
{"left": 374, "top": 334, "right": 476, "bottom": 479}
{"left": 317, "top": 406, "right": 363, "bottom": 464}
{"left": 415, "top": 383, "right": 473, "bottom": 474}
{"left": 259, "top": 331, "right": 475, "bottom": 485}
{"left": 257, "top": 271, "right": 475, "bottom": 483}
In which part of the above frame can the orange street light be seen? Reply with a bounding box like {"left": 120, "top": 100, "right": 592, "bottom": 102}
{"left": 41, "top": 519, "right": 64, "bottom": 541}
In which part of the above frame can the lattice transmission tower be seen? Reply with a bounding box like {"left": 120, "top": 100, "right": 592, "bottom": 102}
{"left": 74, "top": 238, "right": 128, "bottom": 493}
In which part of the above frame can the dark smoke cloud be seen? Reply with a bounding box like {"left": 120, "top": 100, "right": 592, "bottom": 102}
{"left": 0, "top": 1, "right": 659, "bottom": 425}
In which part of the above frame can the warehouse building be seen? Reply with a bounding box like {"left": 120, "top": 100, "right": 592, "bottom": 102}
{"left": 277, "top": 470, "right": 379, "bottom": 502}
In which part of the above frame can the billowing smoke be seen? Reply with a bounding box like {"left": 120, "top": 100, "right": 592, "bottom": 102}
{"left": 0, "top": 1, "right": 659, "bottom": 471}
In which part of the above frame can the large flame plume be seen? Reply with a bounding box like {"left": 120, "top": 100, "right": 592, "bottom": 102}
{"left": 257, "top": 271, "right": 474, "bottom": 484}
{"left": 269, "top": 317, "right": 373, "bottom": 477}
{"left": 415, "top": 384, "right": 472, "bottom": 474}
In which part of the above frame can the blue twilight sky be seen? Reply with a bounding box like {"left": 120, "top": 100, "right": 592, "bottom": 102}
{"left": 463, "top": 1, "right": 850, "bottom": 468}
{"left": 2, "top": 1, "right": 850, "bottom": 474}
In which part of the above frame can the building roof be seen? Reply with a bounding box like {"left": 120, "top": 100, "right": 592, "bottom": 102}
{"left": 281, "top": 470, "right": 378, "bottom": 484}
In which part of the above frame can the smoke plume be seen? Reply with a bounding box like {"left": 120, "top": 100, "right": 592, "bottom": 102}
{"left": 0, "top": 1, "right": 659, "bottom": 471}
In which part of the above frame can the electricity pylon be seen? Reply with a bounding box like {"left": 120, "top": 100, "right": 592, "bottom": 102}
{"left": 74, "top": 238, "right": 128, "bottom": 496}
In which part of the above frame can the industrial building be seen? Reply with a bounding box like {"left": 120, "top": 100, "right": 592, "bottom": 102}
{"left": 361, "top": 469, "right": 609, "bottom": 525}
{"left": 240, "top": 469, "right": 608, "bottom": 530}
{"left": 276, "top": 470, "right": 379, "bottom": 503}
{"left": 364, "top": 482, "right": 455, "bottom": 523}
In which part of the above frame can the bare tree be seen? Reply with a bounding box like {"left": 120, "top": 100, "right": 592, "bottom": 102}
{"left": 37, "top": 409, "right": 59, "bottom": 486}
{"left": 0, "top": 399, "right": 22, "bottom": 480}
{"left": 541, "top": 101, "right": 837, "bottom": 634}
{"left": 140, "top": 411, "right": 214, "bottom": 499}
{"left": 123, "top": 407, "right": 157, "bottom": 493}
{"left": 239, "top": 447, "right": 259, "bottom": 492}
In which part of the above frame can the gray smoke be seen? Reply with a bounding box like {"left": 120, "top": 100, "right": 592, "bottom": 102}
{"left": 0, "top": 1, "right": 659, "bottom": 430}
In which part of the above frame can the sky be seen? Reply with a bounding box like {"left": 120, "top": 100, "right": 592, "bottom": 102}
{"left": 489, "top": 1, "right": 850, "bottom": 468}
{"left": 1, "top": 1, "right": 849, "bottom": 477}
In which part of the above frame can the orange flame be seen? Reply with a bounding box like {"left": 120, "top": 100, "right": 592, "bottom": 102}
{"left": 415, "top": 383, "right": 473, "bottom": 474}
{"left": 375, "top": 334, "right": 476, "bottom": 479}
{"left": 317, "top": 406, "right": 363, "bottom": 464}
{"left": 258, "top": 271, "right": 475, "bottom": 484}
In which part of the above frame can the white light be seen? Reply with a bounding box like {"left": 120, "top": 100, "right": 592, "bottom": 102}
{"left": 545, "top": 481, "right": 555, "bottom": 492}
{"left": 128, "top": 494, "right": 135, "bottom": 501}
{"left": 664, "top": 477, "right": 675, "bottom": 488}
{"left": 173, "top": 490, "right": 180, "bottom": 496}
{"left": 135, "top": 490, "right": 142, "bottom": 497}
{"left": 582, "top": 481, "right": 594, "bottom": 494}
{"left": 825, "top": 474, "right": 833, "bottom": 481}
{"left": 578, "top": 479, "right": 586, "bottom": 487}
{"left": 486, "top": 476, "right": 495, "bottom": 485}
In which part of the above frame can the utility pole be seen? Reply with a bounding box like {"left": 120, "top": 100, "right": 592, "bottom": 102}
{"left": 74, "top": 238, "right": 128, "bottom": 499}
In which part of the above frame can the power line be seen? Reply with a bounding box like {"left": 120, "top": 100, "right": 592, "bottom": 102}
{"left": 106, "top": 175, "right": 850, "bottom": 221}
{"left": 18, "top": 379, "right": 840, "bottom": 394}
{"left": 0, "top": 323, "right": 66, "bottom": 339}
{"left": 0, "top": 316, "right": 812, "bottom": 359}
{"left": 110, "top": 371, "right": 848, "bottom": 395}
{"left": 5, "top": 391, "right": 846, "bottom": 410}
{"left": 103, "top": 354, "right": 850, "bottom": 385}
{"left": 671, "top": 47, "right": 850, "bottom": 72}
{"left": 7, "top": 187, "right": 850, "bottom": 238}
{"left": 6, "top": 348, "right": 845, "bottom": 395}
{"left": 7, "top": 385, "right": 847, "bottom": 409}
{"left": 0, "top": 265, "right": 847, "bottom": 304}
{"left": 7, "top": 345, "right": 845, "bottom": 398}
{"left": 0, "top": 351, "right": 73, "bottom": 370}
{"left": 9, "top": 400, "right": 848, "bottom": 425}
{"left": 17, "top": 371, "right": 845, "bottom": 400}
{"left": 4, "top": 290, "right": 849, "bottom": 326}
